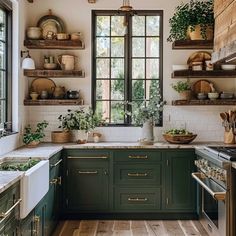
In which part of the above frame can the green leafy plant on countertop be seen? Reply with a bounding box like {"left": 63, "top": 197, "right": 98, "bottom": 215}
{"left": 0, "top": 159, "right": 40, "bottom": 171}
{"left": 23, "top": 121, "right": 48, "bottom": 145}
{"left": 171, "top": 81, "right": 191, "bottom": 93}
{"left": 58, "top": 107, "right": 104, "bottom": 132}
{"left": 167, "top": 0, "right": 214, "bottom": 42}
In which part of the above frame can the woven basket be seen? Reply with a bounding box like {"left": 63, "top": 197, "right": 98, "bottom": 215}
{"left": 51, "top": 131, "right": 71, "bottom": 143}
{"left": 163, "top": 134, "right": 197, "bottom": 144}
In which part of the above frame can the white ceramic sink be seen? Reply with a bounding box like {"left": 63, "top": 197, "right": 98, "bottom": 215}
{"left": 0, "top": 158, "right": 49, "bottom": 218}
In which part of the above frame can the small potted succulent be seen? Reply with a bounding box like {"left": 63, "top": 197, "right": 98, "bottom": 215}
{"left": 167, "top": 0, "right": 214, "bottom": 42}
{"left": 23, "top": 121, "right": 48, "bottom": 147}
{"left": 58, "top": 108, "right": 104, "bottom": 144}
{"left": 172, "top": 81, "right": 192, "bottom": 100}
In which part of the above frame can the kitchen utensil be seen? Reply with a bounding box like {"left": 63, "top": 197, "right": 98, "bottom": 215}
{"left": 56, "top": 33, "right": 69, "bottom": 40}
{"left": 51, "top": 86, "right": 66, "bottom": 99}
{"left": 57, "top": 55, "right": 75, "bottom": 70}
{"left": 187, "top": 51, "right": 211, "bottom": 67}
{"left": 205, "top": 60, "right": 213, "bottom": 71}
{"left": 26, "top": 27, "right": 42, "bottom": 39}
{"left": 197, "top": 93, "right": 207, "bottom": 100}
{"left": 209, "top": 83, "right": 216, "bottom": 92}
{"left": 220, "top": 92, "right": 234, "bottom": 99}
{"left": 220, "top": 112, "right": 227, "bottom": 122}
{"left": 37, "top": 9, "right": 65, "bottom": 39}
{"left": 192, "top": 80, "right": 211, "bottom": 95}
{"left": 67, "top": 90, "right": 80, "bottom": 99}
{"left": 43, "top": 63, "right": 57, "bottom": 70}
{"left": 208, "top": 92, "right": 219, "bottom": 100}
{"left": 30, "top": 78, "right": 56, "bottom": 96}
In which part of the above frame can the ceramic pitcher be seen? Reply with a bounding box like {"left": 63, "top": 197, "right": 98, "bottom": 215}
{"left": 51, "top": 86, "right": 66, "bottom": 99}
{"left": 57, "top": 55, "right": 75, "bottom": 70}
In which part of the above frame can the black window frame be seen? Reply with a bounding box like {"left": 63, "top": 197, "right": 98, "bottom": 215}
{"left": 0, "top": 0, "right": 12, "bottom": 129}
{"left": 92, "top": 10, "right": 163, "bottom": 126}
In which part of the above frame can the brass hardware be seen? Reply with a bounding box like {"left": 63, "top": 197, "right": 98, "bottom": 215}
{"left": 0, "top": 199, "right": 22, "bottom": 222}
{"left": 33, "top": 215, "right": 40, "bottom": 236}
{"left": 128, "top": 155, "right": 148, "bottom": 159}
{"left": 57, "top": 176, "right": 62, "bottom": 185}
{"left": 50, "top": 179, "right": 58, "bottom": 185}
{"left": 78, "top": 171, "right": 98, "bottom": 174}
{"left": 128, "top": 197, "right": 148, "bottom": 202}
{"left": 166, "top": 198, "right": 169, "bottom": 205}
{"left": 50, "top": 159, "right": 62, "bottom": 168}
{"left": 68, "top": 156, "right": 108, "bottom": 159}
{"left": 128, "top": 173, "right": 148, "bottom": 177}
{"left": 166, "top": 160, "right": 169, "bottom": 166}
{"left": 192, "top": 172, "right": 226, "bottom": 201}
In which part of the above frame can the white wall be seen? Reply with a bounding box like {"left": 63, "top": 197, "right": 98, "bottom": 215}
{"left": 24, "top": 0, "right": 236, "bottom": 142}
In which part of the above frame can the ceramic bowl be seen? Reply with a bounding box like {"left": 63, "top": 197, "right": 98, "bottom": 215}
{"left": 27, "top": 27, "right": 42, "bottom": 39}
{"left": 221, "top": 64, "right": 236, "bottom": 70}
{"left": 56, "top": 33, "right": 69, "bottom": 40}
{"left": 208, "top": 92, "right": 219, "bottom": 100}
{"left": 43, "top": 63, "right": 58, "bottom": 70}
{"left": 220, "top": 92, "right": 234, "bottom": 99}
{"left": 172, "top": 65, "right": 189, "bottom": 71}
{"left": 197, "top": 93, "right": 207, "bottom": 100}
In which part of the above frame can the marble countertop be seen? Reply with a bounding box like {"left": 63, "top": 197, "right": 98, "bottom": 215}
{"left": 0, "top": 171, "right": 23, "bottom": 194}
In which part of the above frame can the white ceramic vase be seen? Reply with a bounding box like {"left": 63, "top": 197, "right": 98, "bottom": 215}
{"left": 141, "top": 120, "right": 154, "bottom": 142}
{"left": 77, "top": 130, "right": 89, "bottom": 144}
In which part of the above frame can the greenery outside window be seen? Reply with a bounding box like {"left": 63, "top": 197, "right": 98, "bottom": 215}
{"left": 92, "top": 10, "right": 163, "bottom": 125}
{"left": 0, "top": 1, "right": 12, "bottom": 130}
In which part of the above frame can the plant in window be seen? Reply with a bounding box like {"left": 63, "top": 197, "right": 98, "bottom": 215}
{"left": 167, "top": 0, "right": 214, "bottom": 42}
{"left": 124, "top": 81, "right": 166, "bottom": 143}
{"left": 23, "top": 121, "right": 48, "bottom": 147}
{"left": 58, "top": 108, "right": 105, "bottom": 143}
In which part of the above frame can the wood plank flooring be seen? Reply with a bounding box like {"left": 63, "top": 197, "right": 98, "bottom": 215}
{"left": 53, "top": 220, "right": 209, "bottom": 236}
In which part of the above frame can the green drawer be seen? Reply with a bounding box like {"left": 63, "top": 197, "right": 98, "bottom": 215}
{"left": 114, "top": 164, "right": 161, "bottom": 186}
{"left": 114, "top": 188, "right": 161, "bottom": 212}
{"left": 65, "top": 149, "right": 110, "bottom": 159}
{"left": 113, "top": 150, "right": 161, "bottom": 163}
{"left": 50, "top": 151, "right": 61, "bottom": 167}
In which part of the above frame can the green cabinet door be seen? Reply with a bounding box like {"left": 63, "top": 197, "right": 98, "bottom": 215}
{"left": 20, "top": 211, "right": 35, "bottom": 236}
{"left": 164, "top": 150, "right": 196, "bottom": 212}
{"left": 65, "top": 153, "right": 109, "bottom": 212}
{"left": 35, "top": 199, "right": 46, "bottom": 236}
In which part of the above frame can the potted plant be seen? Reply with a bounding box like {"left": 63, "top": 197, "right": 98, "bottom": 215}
{"left": 125, "top": 81, "right": 166, "bottom": 143}
{"left": 167, "top": 0, "right": 214, "bottom": 42}
{"left": 23, "top": 121, "right": 48, "bottom": 147}
{"left": 172, "top": 81, "right": 192, "bottom": 100}
{"left": 58, "top": 108, "right": 104, "bottom": 144}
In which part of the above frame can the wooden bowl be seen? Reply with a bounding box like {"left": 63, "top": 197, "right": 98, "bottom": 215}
{"left": 163, "top": 134, "right": 197, "bottom": 144}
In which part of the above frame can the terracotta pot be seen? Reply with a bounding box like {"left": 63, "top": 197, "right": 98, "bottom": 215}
{"left": 187, "top": 25, "right": 213, "bottom": 40}
{"left": 26, "top": 140, "right": 40, "bottom": 148}
{"left": 180, "top": 90, "right": 191, "bottom": 100}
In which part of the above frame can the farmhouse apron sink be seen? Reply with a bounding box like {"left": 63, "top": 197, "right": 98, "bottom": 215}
{"left": 0, "top": 158, "right": 49, "bottom": 219}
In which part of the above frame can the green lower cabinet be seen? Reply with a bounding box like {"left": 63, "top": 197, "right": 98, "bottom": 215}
{"left": 0, "top": 214, "right": 18, "bottom": 236}
{"left": 65, "top": 157, "right": 109, "bottom": 212}
{"left": 34, "top": 200, "right": 46, "bottom": 236}
{"left": 20, "top": 211, "right": 35, "bottom": 236}
{"left": 114, "top": 187, "right": 161, "bottom": 212}
{"left": 164, "top": 150, "right": 196, "bottom": 212}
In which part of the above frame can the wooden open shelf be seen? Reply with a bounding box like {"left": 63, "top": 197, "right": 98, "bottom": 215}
{"left": 172, "top": 99, "right": 236, "bottom": 106}
{"left": 24, "top": 39, "right": 85, "bottom": 50}
{"left": 171, "top": 70, "right": 236, "bottom": 78}
{"left": 24, "top": 69, "right": 85, "bottom": 78}
{"left": 172, "top": 40, "right": 213, "bottom": 50}
{"left": 24, "top": 99, "right": 84, "bottom": 106}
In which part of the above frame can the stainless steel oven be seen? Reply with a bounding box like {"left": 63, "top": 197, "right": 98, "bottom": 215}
{"left": 193, "top": 147, "right": 236, "bottom": 236}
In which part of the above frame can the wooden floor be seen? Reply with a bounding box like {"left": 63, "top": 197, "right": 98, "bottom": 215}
{"left": 53, "top": 220, "right": 209, "bottom": 236}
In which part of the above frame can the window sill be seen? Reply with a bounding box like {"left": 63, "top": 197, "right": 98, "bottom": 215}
{"left": 0, "top": 131, "right": 18, "bottom": 139}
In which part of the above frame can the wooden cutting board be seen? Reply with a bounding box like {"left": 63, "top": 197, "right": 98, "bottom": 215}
{"left": 192, "top": 80, "right": 212, "bottom": 94}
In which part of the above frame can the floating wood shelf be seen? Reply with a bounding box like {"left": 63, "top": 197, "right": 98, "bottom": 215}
{"left": 172, "top": 99, "right": 236, "bottom": 106}
{"left": 24, "top": 39, "right": 85, "bottom": 50}
{"left": 24, "top": 69, "right": 85, "bottom": 78}
{"left": 171, "top": 70, "right": 236, "bottom": 78}
{"left": 24, "top": 99, "right": 84, "bottom": 106}
{"left": 172, "top": 40, "right": 213, "bottom": 50}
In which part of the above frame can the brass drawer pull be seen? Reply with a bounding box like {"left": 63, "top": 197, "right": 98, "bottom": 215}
{"left": 128, "top": 197, "right": 148, "bottom": 202}
{"left": 0, "top": 198, "right": 22, "bottom": 222}
{"left": 50, "top": 159, "right": 62, "bottom": 168}
{"left": 128, "top": 173, "right": 148, "bottom": 177}
{"left": 50, "top": 178, "right": 58, "bottom": 185}
{"left": 78, "top": 171, "right": 98, "bottom": 174}
{"left": 33, "top": 215, "right": 40, "bottom": 236}
{"left": 68, "top": 156, "right": 109, "bottom": 159}
{"left": 128, "top": 155, "right": 148, "bottom": 159}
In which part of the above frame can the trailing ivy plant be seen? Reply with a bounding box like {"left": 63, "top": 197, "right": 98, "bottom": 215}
{"left": 167, "top": 0, "right": 214, "bottom": 42}
{"left": 23, "top": 121, "right": 48, "bottom": 145}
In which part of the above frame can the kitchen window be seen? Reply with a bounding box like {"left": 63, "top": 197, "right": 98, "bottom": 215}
{"left": 0, "top": 1, "right": 12, "bottom": 129}
{"left": 92, "top": 10, "right": 163, "bottom": 125}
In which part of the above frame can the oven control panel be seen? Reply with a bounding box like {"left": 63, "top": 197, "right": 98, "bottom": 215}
{"left": 194, "top": 159, "right": 227, "bottom": 182}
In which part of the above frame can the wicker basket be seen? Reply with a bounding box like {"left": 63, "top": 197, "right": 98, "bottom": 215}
{"left": 163, "top": 134, "right": 197, "bottom": 144}
{"left": 51, "top": 131, "right": 71, "bottom": 143}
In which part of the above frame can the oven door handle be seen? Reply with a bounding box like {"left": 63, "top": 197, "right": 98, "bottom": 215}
{"left": 191, "top": 172, "right": 226, "bottom": 201}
